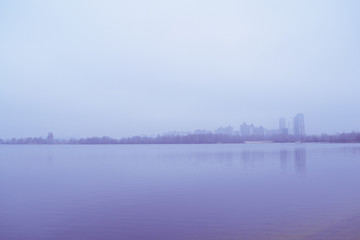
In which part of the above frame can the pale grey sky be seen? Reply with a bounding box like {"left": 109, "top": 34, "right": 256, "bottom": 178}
{"left": 1, "top": 0, "right": 359, "bottom": 138}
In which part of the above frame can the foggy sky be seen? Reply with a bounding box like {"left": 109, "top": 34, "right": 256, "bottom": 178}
{"left": 1, "top": 0, "right": 360, "bottom": 139}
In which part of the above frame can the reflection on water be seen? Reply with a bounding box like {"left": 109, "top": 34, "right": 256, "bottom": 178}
{"left": 0, "top": 143, "right": 360, "bottom": 240}
{"left": 158, "top": 146, "right": 308, "bottom": 174}
{"left": 295, "top": 148, "right": 307, "bottom": 174}
{"left": 280, "top": 150, "right": 288, "bottom": 169}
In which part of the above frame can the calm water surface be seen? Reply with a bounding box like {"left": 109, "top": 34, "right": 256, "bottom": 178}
{"left": 1, "top": 143, "right": 360, "bottom": 240}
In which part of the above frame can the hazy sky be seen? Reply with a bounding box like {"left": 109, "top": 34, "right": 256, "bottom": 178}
{"left": 1, "top": 0, "right": 359, "bottom": 138}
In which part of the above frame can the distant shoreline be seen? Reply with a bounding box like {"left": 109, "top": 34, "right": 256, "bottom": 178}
{"left": 1, "top": 132, "right": 360, "bottom": 145}
{"left": 1, "top": 141, "right": 360, "bottom": 145}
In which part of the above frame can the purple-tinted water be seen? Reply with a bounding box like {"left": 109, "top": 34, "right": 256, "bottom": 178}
{"left": 1, "top": 143, "right": 360, "bottom": 240}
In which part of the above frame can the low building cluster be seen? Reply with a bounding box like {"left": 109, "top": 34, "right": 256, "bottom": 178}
{"left": 167, "top": 113, "right": 306, "bottom": 138}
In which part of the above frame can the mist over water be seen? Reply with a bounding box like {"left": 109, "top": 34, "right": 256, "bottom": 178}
{"left": 1, "top": 143, "right": 360, "bottom": 240}
{"left": 1, "top": 1, "right": 360, "bottom": 239}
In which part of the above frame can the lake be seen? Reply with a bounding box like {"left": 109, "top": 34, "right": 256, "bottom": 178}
{"left": 1, "top": 143, "right": 360, "bottom": 240}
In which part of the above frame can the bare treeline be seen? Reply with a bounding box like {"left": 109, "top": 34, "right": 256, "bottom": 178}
{"left": 1, "top": 132, "right": 360, "bottom": 144}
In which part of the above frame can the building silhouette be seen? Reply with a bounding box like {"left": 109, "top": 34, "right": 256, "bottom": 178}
{"left": 215, "top": 126, "right": 233, "bottom": 135}
{"left": 293, "top": 113, "right": 305, "bottom": 136}
{"left": 252, "top": 126, "right": 265, "bottom": 136}
{"left": 240, "top": 123, "right": 251, "bottom": 137}
{"left": 279, "top": 117, "right": 288, "bottom": 135}
{"left": 279, "top": 118, "right": 286, "bottom": 129}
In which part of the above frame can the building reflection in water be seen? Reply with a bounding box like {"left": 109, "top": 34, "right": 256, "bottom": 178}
{"left": 343, "top": 146, "right": 360, "bottom": 158}
{"left": 280, "top": 150, "right": 288, "bottom": 169}
{"left": 294, "top": 148, "right": 306, "bottom": 174}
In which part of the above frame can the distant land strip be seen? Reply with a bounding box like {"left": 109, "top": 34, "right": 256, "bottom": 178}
{"left": 1, "top": 132, "right": 360, "bottom": 144}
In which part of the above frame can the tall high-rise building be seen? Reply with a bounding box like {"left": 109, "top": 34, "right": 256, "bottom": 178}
{"left": 279, "top": 117, "right": 288, "bottom": 135}
{"left": 279, "top": 118, "right": 286, "bottom": 129}
{"left": 293, "top": 113, "right": 305, "bottom": 136}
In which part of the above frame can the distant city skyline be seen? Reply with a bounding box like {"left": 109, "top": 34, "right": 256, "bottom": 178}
{"left": 165, "top": 113, "right": 305, "bottom": 138}
{"left": 5, "top": 113, "right": 308, "bottom": 139}
{"left": 2, "top": 110, "right": 359, "bottom": 139}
